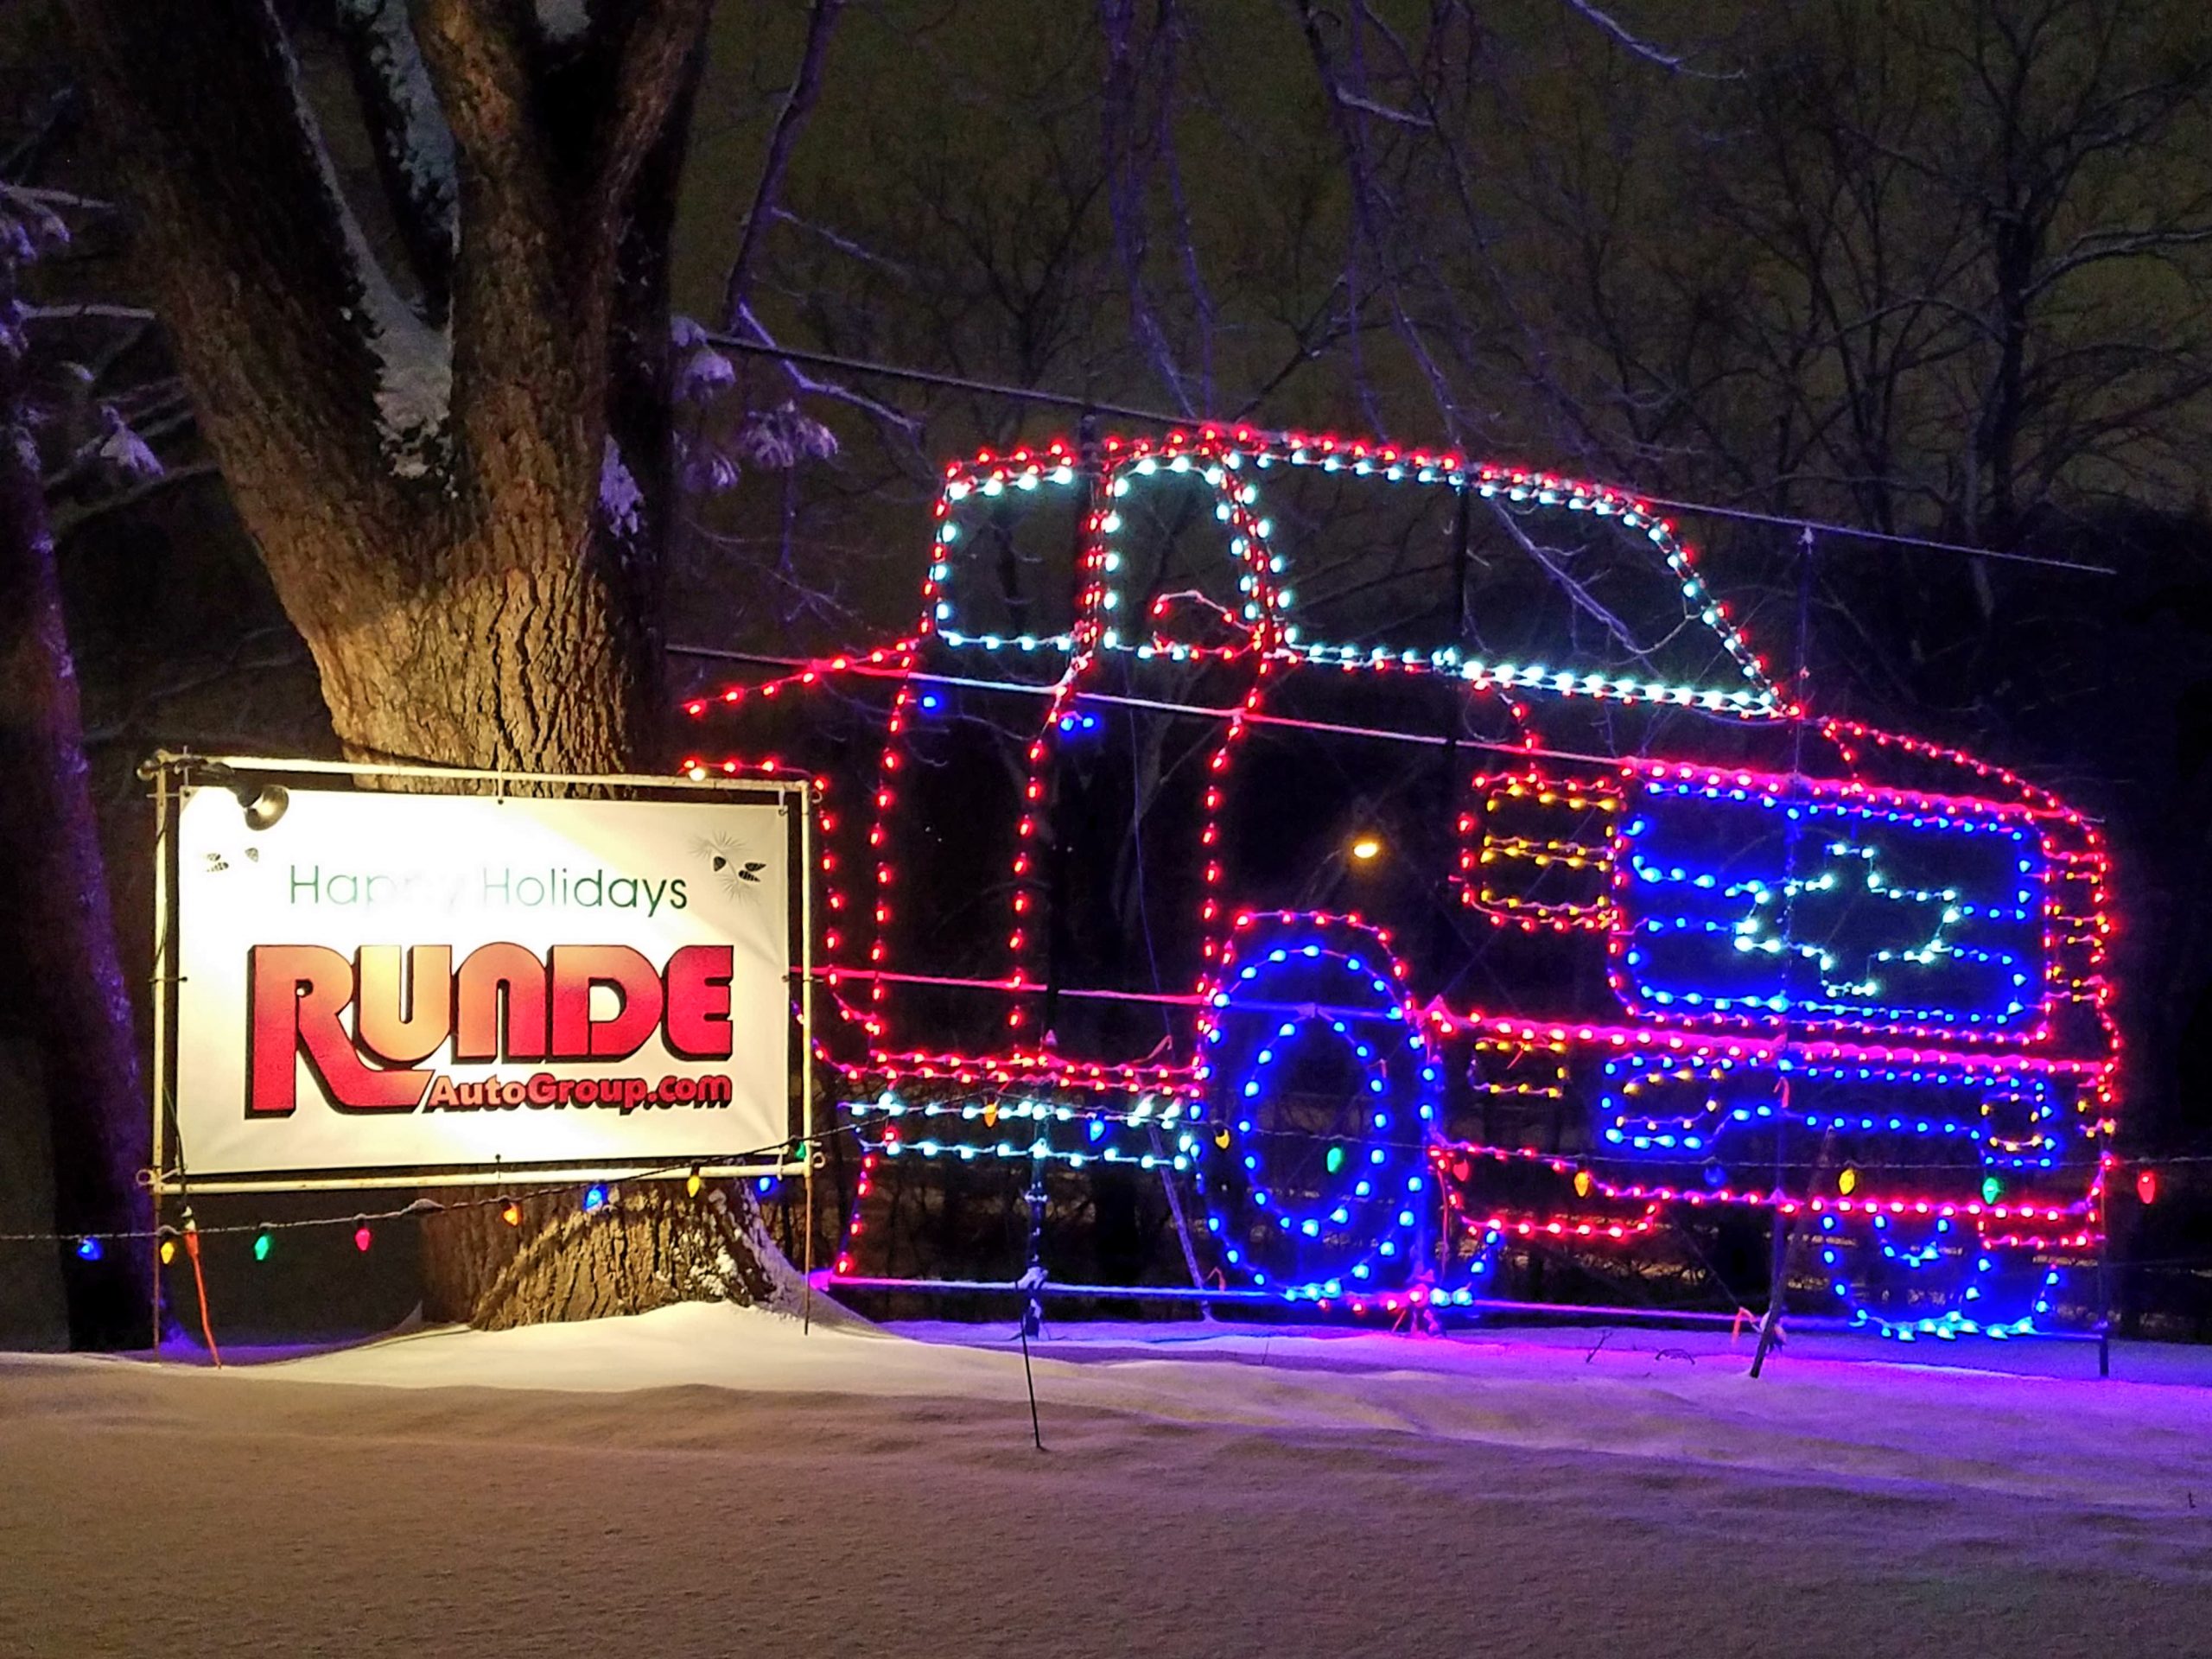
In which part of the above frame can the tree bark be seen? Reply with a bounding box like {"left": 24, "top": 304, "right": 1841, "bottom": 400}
{"left": 422, "top": 1185, "right": 789, "bottom": 1332}
{"left": 267, "top": 520, "right": 657, "bottom": 776}
{"left": 0, "top": 316, "right": 148, "bottom": 1346}
{"left": 62, "top": 0, "right": 784, "bottom": 1332}
{"left": 62, "top": 0, "right": 691, "bottom": 775}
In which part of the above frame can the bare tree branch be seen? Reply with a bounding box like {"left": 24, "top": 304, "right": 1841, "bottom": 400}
{"left": 722, "top": 0, "right": 844, "bottom": 332}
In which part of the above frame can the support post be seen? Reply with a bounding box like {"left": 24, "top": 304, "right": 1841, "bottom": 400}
{"left": 1019, "top": 1324, "right": 1045, "bottom": 1450}
{"left": 798, "top": 785, "right": 817, "bottom": 1335}
{"left": 1149, "top": 1124, "right": 1213, "bottom": 1321}
{"left": 1751, "top": 527, "right": 1818, "bottom": 1379}
{"left": 149, "top": 762, "right": 172, "bottom": 1354}
{"left": 1021, "top": 1144, "right": 1048, "bottom": 1341}
{"left": 148, "top": 1188, "right": 161, "bottom": 1354}
{"left": 1421, "top": 480, "right": 1477, "bottom": 1305}
{"left": 1748, "top": 1077, "right": 1792, "bottom": 1379}
{"left": 2096, "top": 1136, "right": 2113, "bottom": 1378}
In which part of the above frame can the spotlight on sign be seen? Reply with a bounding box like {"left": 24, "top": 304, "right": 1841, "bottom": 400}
{"left": 232, "top": 780, "right": 289, "bottom": 831}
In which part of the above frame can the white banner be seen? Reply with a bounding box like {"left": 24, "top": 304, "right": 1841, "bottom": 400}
{"left": 172, "top": 784, "right": 796, "bottom": 1179}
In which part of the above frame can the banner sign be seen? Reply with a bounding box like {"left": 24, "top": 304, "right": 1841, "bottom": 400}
{"left": 171, "top": 784, "right": 797, "bottom": 1179}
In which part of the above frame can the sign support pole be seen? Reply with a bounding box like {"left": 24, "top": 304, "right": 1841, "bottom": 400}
{"left": 799, "top": 785, "right": 817, "bottom": 1332}
{"left": 149, "top": 762, "right": 171, "bottom": 1351}
{"left": 1751, "top": 525, "right": 1818, "bottom": 1379}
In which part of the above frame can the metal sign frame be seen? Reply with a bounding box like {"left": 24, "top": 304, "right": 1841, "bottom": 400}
{"left": 146, "top": 753, "right": 815, "bottom": 1198}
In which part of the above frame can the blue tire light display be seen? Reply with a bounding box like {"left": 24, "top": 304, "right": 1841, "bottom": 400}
{"left": 1194, "top": 923, "right": 1441, "bottom": 1300}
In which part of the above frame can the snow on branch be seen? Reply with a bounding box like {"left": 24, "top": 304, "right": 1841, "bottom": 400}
{"left": 1556, "top": 0, "right": 1686, "bottom": 67}
{"left": 1553, "top": 0, "right": 1739, "bottom": 79}
{"left": 601, "top": 435, "right": 645, "bottom": 539}
{"left": 671, "top": 315, "right": 737, "bottom": 404}
{"left": 287, "top": 26, "right": 453, "bottom": 480}
{"left": 731, "top": 401, "right": 838, "bottom": 471}
{"left": 730, "top": 303, "right": 922, "bottom": 439}
{"left": 535, "top": 0, "right": 593, "bottom": 45}
{"left": 334, "top": 0, "right": 460, "bottom": 326}
{"left": 0, "top": 183, "right": 72, "bottom": 264}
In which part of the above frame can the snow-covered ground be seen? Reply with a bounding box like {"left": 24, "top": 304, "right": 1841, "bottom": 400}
{"left": 4, "top": 1307, "right": 2209, "bottom": 1656}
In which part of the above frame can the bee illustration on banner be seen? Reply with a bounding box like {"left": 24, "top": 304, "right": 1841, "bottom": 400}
{"left": 695, "top": 830, "right": 768, "bottom": 899}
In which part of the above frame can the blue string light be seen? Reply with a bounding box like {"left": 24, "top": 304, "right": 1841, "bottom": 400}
{"left": 1194, "top": 926, "right": 1440, "bottom": 1300}
{"left": 1599, "top": 1054, "right": 2084, "bottom": 1179}
{"left": 1813, "top": 1212, "right": 2064, "bottom": 1340}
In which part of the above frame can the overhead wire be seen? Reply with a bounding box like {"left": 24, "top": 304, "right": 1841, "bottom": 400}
{"left": 707, "top": 333, "right": 2120, "bottom": 577}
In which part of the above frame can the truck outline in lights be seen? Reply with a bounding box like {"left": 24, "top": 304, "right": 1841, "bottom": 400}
{"left": 686, "top": 427, "right": 2117, "bottom": 1340}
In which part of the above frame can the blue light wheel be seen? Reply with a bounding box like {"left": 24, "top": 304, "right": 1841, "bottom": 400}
{"left": 1809, "top": 1212, "right": 2063, "bottom": 1341}
{"left": 1193, "top": 917, "right": 1442, "bottom": 1300}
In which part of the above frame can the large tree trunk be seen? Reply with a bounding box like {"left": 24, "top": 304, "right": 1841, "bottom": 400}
{"left": 247, "top": 507, "right": 658, "bottom": 774}
{"left": 0, "top": 311, "right": 148, "bottom": 1346}
{"left": 64, "top": 0, "right": 798, "bottom": 1331}
{"left": 422, "top": 1185, "right": 791, "bottom": 1332}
